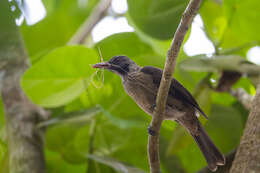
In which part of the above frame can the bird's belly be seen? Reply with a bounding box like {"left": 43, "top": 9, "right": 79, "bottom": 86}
{"left": 123, "top": 81, "right": 155, "bottom": 115}
{"left": 123, "top": 80, "right": 186, "bottom": 119}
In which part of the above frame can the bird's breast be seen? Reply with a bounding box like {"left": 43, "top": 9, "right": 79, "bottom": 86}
{"left": 123, "top": 75, "right": 156, "bottom": 115}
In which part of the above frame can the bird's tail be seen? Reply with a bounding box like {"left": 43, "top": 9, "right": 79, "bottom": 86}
{"left": 191, "top": 123, "right": 225, "bottom": 172}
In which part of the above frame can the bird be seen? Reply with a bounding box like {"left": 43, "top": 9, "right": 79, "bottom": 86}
{"left": 93, "top": 55, "right": 225, "bottom": 171}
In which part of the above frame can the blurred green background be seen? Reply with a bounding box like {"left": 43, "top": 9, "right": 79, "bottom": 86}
{"left": 1, "top": 0, "right": 260, "bottom": 172}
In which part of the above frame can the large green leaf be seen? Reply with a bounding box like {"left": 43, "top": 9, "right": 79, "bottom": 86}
{"left": 200, "top": 0, "right": 260, "bottom": 50}
{"left": 223, "top": 0, "right": 260, "bottom": 46}
{"left": 126, "top": 15, "right": 173, "bottom": 57}
{"left": 200, "top": 0, "right": 227, "bottom": 45}
{"left": 21, "top": 46, "right": 98, "bottom": 108}
{"left": 127, "top": 0, "right": 188, "bottom": 40}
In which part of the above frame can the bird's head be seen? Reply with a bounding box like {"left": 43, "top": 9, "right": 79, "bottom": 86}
{"left": 93, "top": 56, "right": 139, "bottom": 76}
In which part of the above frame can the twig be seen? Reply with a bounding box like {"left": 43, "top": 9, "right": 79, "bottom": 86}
{"left": 147, "top": 0, "right": 203, "bottom": 172}
{"left": 68, "top": 0, "right": 112, "bottom": 45}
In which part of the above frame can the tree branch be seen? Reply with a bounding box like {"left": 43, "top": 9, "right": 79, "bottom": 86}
{"left": 147, "top": 0, "right": 203, "bottom": 172}
{"left": 68, "top": 0, "right": 112, "bottom": 45}
{"left": 0, "top": 1, "right": 49, "bottom": 172}
{"left": 230, "top": 76, "right": 260, "bottom": 172}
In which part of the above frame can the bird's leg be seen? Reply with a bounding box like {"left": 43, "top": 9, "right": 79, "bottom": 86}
{"left": 147, "top": 125, "right": 156, "bottom": 136}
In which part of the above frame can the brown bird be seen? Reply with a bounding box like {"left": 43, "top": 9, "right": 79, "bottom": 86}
{"left": 93, "top": 56, "right": 225, "bottom": 171}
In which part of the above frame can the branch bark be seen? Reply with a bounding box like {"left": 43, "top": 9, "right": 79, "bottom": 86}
{"left": 0, "top": 1, "right": 48, "bottom": 173}
{"left": 230, "top": 76, "right": 260, "bottom": 173}
{"left": 68, "top": 0, "right": 112, "bottom": 45}
{"left": 147, "top": 0, "right": 203, "bottom": 172}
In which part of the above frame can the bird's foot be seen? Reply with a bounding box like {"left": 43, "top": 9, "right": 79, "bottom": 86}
{"left": 147, "top": 126, "right": 156, "bottom": 136}
{"left": 151, "top": 103, "right": 156, "bottom": 112}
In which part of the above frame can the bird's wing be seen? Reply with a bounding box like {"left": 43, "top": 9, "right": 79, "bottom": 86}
{"left": 140, "top": 66, "right": 208, "bottom": 119}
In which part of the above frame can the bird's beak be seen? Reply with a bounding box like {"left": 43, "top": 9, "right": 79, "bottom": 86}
{"left": 92, "top": 62, "right": 111, "bottom": 69}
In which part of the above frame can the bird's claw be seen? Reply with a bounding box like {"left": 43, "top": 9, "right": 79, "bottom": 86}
{"left": 151, "top": 103, "right": 156, "bottom": 111}
{"left": 147, "top": 126, "right": 156, "bottom": 136}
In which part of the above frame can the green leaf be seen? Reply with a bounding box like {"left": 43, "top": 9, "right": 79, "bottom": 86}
{"left": 88, "top": 154, "right": 146, "bottom": 173}
{"left": 127, "top": 0, "right": 188, "bottom": 40}
{"left": 206, "top": 104, "right": 243, "bottom": 153}
{"left": 223, "top": 0, "right": 260, "bottom": 46}
{"left": 193, "top": 74, "right": 212, "bottom": 117}
{"left": 126, "top": 15, "right": 173, "bottom": 57}
{"left": 46, "top": 124, "right": 79, "bottom": 152}
{"left": 73, "top": 125, "right": 92, "bottom": 159}
{"left": 21, "top": 46, "right": 98, "bottom": 108}
{"left": 0, "top": 148, "right": 8, "bottom": 173}
{"left": 200, "top": 0, "right": 260, "bottom": 50}
{"left": 46, "top": 149, "right": 86, "bottom": 173}
{"left": 212, "top": 92, "right": 236, "bottom": 106}
{"left": 200, "top": 0, "right": 227, "bottom": 45}
{"left": 233, "top": 77, "right": 255, "bottom": 94}
{"left": 46, "top": 124, "right": 89, "bottom": 164}
{"left": 166, "top": 125, "right": 193, "bottom": 155}
{"left": 93, "top": 122, "right": 133, "bottom": 155}
{"left": 0, "top": 139, "right": 7, "bottom": 165}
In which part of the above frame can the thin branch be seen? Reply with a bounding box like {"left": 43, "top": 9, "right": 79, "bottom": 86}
{"left": 68, "top": 0, "right": 112, "bottom": 45}
{"left": 147, "top": 0, "right": 203, "bottom": 172}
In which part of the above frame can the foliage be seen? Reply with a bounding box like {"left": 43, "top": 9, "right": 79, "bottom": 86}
{"left": 1, "top": 0, "right": 260, "bottom": 172}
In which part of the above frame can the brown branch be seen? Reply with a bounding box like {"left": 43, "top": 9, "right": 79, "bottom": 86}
{"left": 230, "top": 76, "right": 260, "bottom": 172}
{"left": 0, "top": 1, "right": 49, "bottom": 172}
{"left": 147, "top": 0, "right": 203, "bottom": 172}
{"left": 68, "top": 0, "right": 112, "bottom": 45}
